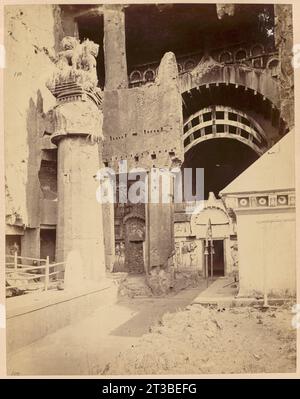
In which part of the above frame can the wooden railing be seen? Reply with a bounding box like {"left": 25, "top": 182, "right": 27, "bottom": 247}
{"left": 5, "top": 253, "right": 66, "bottom": 297}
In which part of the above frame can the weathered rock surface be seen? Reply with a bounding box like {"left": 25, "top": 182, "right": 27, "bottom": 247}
{"left": 274, "top": 4, "right": 294, "bottom": 129}
{"left": 146, "top": 267, "right": 174, "bottom": 296}
{"left": 5, "top": 5, "right": 63, "bottom": 227}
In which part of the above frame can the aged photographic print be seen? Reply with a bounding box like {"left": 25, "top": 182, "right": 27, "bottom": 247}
{"left": 3, "top": 2, "right": 297, "bottom": 376}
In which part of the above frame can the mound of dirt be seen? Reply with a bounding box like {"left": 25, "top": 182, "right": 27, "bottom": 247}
{"left": 104, "top": 304, "right": 296, "bottom": 375}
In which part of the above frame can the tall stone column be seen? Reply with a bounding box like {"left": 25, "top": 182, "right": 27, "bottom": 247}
{"left": 50, "top": 99, "right": 105, "bottom": 282}
{"left": 54, "top": 136, "right": 105, "bottom": 281}
{"left": 146, "top": 202, "right": 174, "bottom": 271}
{"left": 145, "top": 170, "right": 175, "bottom": 295}
{"left": 102, "top": 5, "right": 127, "bottom": 268}
{"left": 47, "top": 36, "right": 106, "bottom": 282}
{"left": 145, "top": 170, "right": 175, "bottom": 272}
{"left": 103, "top": 5, "right": 128, "bottom": 90}
{"left": 102, "top": 200, "right": 115, "bottom": 272}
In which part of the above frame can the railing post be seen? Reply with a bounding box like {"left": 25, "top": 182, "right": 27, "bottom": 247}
{"left": 45, "top": 256, "right": 50, "bottom": 291}
{"left": 14, "top": 251, "right": 18, "bottom": 271}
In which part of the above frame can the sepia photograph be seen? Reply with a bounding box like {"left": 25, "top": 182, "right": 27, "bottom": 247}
{"left": 1, "top": 1, "right": 298, "bottom": 378}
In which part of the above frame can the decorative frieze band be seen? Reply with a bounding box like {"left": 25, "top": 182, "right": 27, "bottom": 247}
{"left": 236, "top": 192, "right": 295, "bottom": 209}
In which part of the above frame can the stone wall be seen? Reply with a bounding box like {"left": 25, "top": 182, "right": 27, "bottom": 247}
{"left": 102, "top": 52, "right": 184, "bottom": 170}
{"left": 237, "top": 209, "right": 296, "bottom": 297}
{"left": 102, "top": 51, "right": 183, "bottom": 276}
{"left": 4, "top": 5, "right": 63, "bottom": 228}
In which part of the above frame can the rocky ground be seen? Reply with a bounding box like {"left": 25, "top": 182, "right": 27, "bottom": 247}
{"left": 104, "top": 303, "right": 297, "bottom": 375}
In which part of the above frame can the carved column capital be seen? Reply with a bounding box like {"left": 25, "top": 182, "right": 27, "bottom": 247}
{"left": 50, "top": 100, "right": 103, "bottom": 145}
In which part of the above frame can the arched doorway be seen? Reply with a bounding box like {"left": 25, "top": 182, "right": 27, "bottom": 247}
{"left": 182, "top": 105, "right": 262, "bottom": 199}
{"left": 183, "top": 138, "right": 260, "bottom": 200}
{"left": 174, "top": 192, "right": 235, "bottom": 277}
{"left": 190, "top": 198, "right": 232, "bottom": 277}
{"left": 174, "top": 104, "right": 266, "bottom": 277}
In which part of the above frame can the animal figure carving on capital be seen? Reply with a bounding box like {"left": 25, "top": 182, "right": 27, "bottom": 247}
{"left": 48, "top": 36, "right": 100, "bottom": 90}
